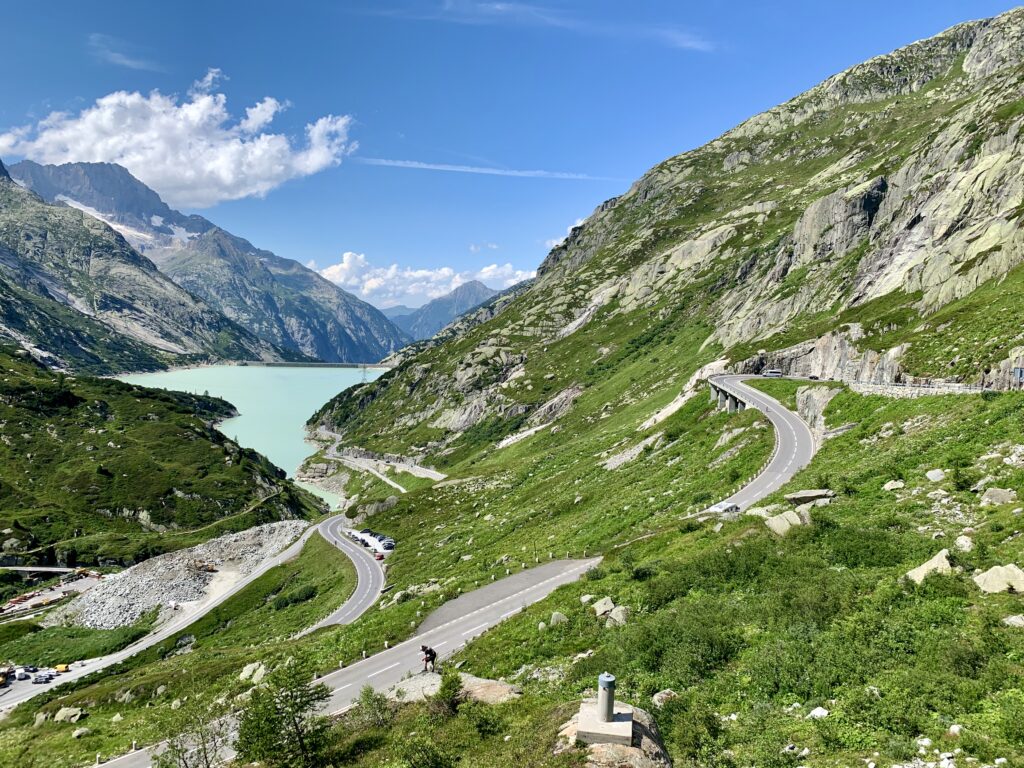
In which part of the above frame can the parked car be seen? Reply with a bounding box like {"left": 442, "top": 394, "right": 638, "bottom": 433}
{"left": 374, "top": 553, "right": 385, "bottom": 561}
{"left": 705, "top": 501, "right": 741, "bottom": 516}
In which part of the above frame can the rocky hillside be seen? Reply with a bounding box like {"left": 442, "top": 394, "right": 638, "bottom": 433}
{"left": 0, "top": 160, "right": 294, "bottom": 373}
{"left": 0, "top": 344, "right": 319, "bottom": 567}
{"left": 315, "top": 7, "right": 1024, "bottom": 457}
{"left": 386, "top": 280, "right": 498, "bottom": 340}
{"left": 11, "top": 161, "right": 411, "bottom": 363}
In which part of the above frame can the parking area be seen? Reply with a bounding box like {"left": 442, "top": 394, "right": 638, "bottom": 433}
{"left": 0, "top": 571, "right": 102, "bottom": 624}
{"left": 346, "top": 528, "right": 395, "bottom": 560}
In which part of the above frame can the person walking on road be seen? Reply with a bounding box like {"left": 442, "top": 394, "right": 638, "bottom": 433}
{"left": 421, "top": 644, "right": 437, "bottom": 673}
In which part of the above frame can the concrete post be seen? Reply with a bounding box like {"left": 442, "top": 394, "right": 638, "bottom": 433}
{"left": 717, "top": 389, "right": 727, "bottom": 409}
{"left": 727, "top": 394, "right": 738, "bottom": 413}
{"left": 709, "top": 384, "right": 717, "bottom": 404}
{"left": 598, "top": 672, "right": 616, "bottom": 723}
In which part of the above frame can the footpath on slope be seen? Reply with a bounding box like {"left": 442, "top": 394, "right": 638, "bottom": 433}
{"left": 309, "top": 426, "right": 448, "bottom": 495}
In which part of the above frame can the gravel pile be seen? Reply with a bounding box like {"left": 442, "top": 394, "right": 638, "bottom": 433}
{"left": 46, "top": 521, "right": 309, "bottom": 630}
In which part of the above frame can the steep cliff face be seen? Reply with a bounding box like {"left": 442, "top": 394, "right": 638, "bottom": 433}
{"left": 149, "top": 227, "right": 410, "bottom": 363}
{"left": 314, "top": 7, "right": 1024, "bottom": 458}
{"left": 0, "top": 172, "right": 290, "bottom": 372}
{"left": 10, "top": 161, "right": 411, "bottom": 363}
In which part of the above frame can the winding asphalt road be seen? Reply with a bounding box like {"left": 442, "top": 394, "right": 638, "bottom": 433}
{"left": 709, "top": 374, "right": 818, "bottom": 509}
{"left": 55, "top": 374, "right": 814, "bottom": 766}
{"left": 295, "top": 516, "right": 386, "bottom": 637}
{"left": 101, "top": 558, "right": 600, "bottom": 768}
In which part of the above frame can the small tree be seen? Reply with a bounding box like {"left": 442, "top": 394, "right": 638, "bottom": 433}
{"left": 154, "top": 683, "right": 231, "bottom": 768}
{"left": 235, "top": 659, "right": 333, "bottom": 768}
{"left": 351, "top": 684, "right": 395, "bottom": 729}
{"left": 429, "top": 668, "right": 463, "bottom": 718}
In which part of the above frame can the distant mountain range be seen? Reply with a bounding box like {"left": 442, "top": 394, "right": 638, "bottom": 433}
{"left": 383, "top": 281, "right": 497, "bottom": 340}
{"left": 0, "top": 158, "right": 296, "bottom": 373}
{"left": 10, "top": 160, "right": 411, "bottom": 363}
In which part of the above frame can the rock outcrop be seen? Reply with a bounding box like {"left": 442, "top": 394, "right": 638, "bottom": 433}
{"left": 906, "top": 550, "right": 952, "bottom": 585}
{"left": 555, "top": 702, "right": 671, "bottom": 767}
{"left": 385, "top": 672, "right": 521, "bottom": 705}
{"left": 974, "top": 564, "right": 1024, "bottom": 593}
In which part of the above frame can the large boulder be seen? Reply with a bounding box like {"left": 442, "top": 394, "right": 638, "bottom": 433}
{"left": 606, "top": 606, "right": 630, "bottom": 628}
{"left": 981, "top": 487, "right": 1018, "bottom": 506}
{"left": 905, "top": 549, "right": 951, "bottom": 585}
{"left": 784, "top": 489, "right": 835, "bottom": 505}
{"left": 53, "top": 707, "right": 86, "bottom": 724}
{"left": 555, "top": 702, "right": 671, "bottom": 767}
{"left": 652, "top": 690, "right": 678, "bottom": 708}
{"left": 765, "top": 510, "right": 804, "bottom": 537}
{"left": 550, "top": 611, "right": 569, "bottom": 626}
{"left": 974, "top": 564, "right": 1024, "bottom": 593}
{"left": 955, "top": 535, "right": 974, "bottom": 552}
{"left": 385, "top": 672, "right": 521, "bottom": 704}
{"left": 239, "top": 661, "right": 266, "bottom": 682}
{"left": 592, "top": 597, "right": 616, "bottom": 617}
{"left": 883, "top": 480, "right": 905, "bottom": 491}
{"left": 926, "top": 469, "right": 946, "bottom": 482}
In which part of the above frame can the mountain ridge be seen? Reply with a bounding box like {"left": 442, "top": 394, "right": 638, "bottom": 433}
{"left": 388, "top": 280, "right": 498, "bottom": 340}
{"left": 314, "top": 5, "right": 1024, "bottom": 455}
{"left": 0, "top": 168, "right": 297, "bottom": 372}
{"left": 9, "top": 160, "right": 411, "bottom": 363}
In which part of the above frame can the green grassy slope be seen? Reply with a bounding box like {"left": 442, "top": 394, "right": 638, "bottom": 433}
{"left": 0, "top": 345, "right": 320, "bottom": 565}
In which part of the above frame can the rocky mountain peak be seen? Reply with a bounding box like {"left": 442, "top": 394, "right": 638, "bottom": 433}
{"left": 0, "top": 157, "right": 9, "bottom": 180}
{"left": 8, "top": 160, "right": 212, "bottom": 245}
{"left": 11, "top": 160, "right": 410, "bottom": 363}
{"left": 389, "top": 280, "right": 500, "bottom": 341}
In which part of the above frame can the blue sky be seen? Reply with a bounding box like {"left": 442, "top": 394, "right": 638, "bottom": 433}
{"left": 2, "top": 1, "right": 1018, "bottom": 307}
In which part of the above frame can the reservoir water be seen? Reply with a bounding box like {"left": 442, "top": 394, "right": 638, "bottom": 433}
{"left": 118, "top": 365, "right": 384, "bottom": 508}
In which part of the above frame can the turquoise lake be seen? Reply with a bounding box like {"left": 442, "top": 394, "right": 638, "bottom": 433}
{"left": 118, "top": 365, "right": 384, "bottom": 509}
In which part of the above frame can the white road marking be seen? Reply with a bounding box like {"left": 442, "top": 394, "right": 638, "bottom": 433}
{"left": 368, "top": 663, "right": 400, "bottom": 678}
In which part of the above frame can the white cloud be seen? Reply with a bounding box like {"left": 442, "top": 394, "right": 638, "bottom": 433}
{"left": 88, "top": 33, "right": 164, "bottom": 72}
{"left": 190, "top": 68, "right": 226, "bottom": 95}
{"left": 358, "top": 157, "right": 613, "bottom": 180}
{"left": 240, "top": 97, "right": 286, "bottom": 133}
{"left": 469, "top": 242, "right": 498, "bottom": 253}
{"left": 374, "top": 2, "right": 714, "bottom": 52}
{"left": 545, "top": 217, "right": 586, "bottom": 249}
{"left": 0, "top": 69, "right": 355, "bottom": 208}
{"left": 319, "top": 251, "right": 534, "bottom": 307}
